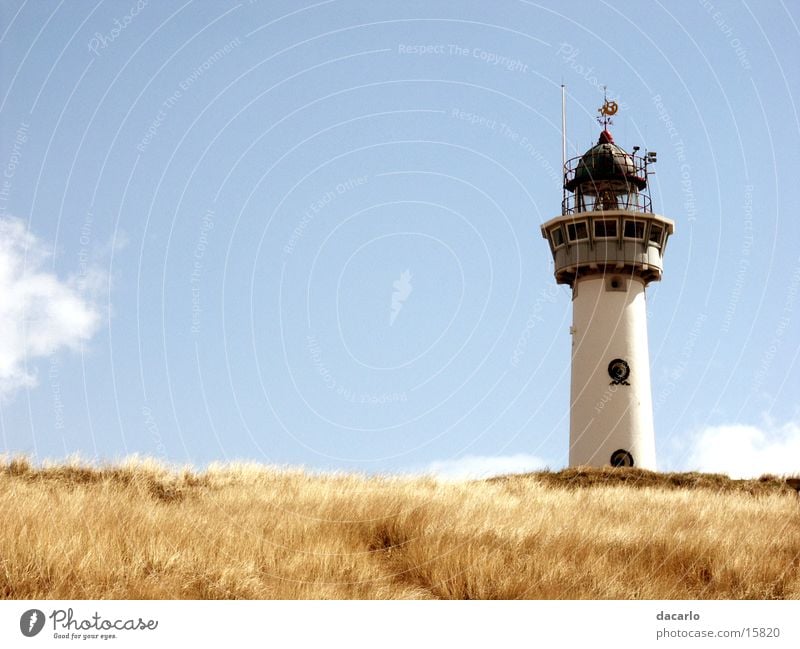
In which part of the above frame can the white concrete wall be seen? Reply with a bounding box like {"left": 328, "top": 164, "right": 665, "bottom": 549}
{"left": 569, "top": 275, "right": 656, "bottom": 469}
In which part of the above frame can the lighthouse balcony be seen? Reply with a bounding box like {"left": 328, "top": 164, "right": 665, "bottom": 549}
{"left": 540, "top": 210, "right": 675, "bottom": 287}
{"left": 561, "top": 189, "right": 652, "bottom": 215}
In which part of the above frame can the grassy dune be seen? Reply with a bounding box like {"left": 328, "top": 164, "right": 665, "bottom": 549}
{"left": 1, "top": 457, "right": 799, "bottom": 599}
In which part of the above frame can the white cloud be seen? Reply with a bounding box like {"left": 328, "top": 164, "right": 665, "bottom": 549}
{"left": 423, "top": 453, "right": 550, "bottom": 481}
{"left": 685, "top": 419, "right": 800, "bottom": 478}
{"left": 0, "top": 217, "right": 101, "bottom": 396}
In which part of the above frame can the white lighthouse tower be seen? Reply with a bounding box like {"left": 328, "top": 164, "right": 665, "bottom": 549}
{"left": 541, "top": 97, "right": 674, "bottom": 470}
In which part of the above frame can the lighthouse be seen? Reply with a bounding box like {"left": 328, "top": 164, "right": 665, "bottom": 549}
{"left": 541, "top": 96, "right": 674, "bottom": 470}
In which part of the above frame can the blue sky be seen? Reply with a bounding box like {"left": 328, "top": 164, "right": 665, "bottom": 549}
{"left": 0, "top": 0, "right": 798, "bottom": 478}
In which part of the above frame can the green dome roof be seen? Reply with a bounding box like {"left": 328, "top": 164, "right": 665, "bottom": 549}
{"left": 565, "top": 130, "right": 646, "bottom": 193}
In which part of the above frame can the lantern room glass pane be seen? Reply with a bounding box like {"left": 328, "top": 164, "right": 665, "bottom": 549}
{"left": 550, "top": 226, "right": 564, "bottom": 248}
{"left": 623, "top": 220, "right": 645, "bottom": 240}
{"left": 648, "top": 223, "right": 663, "bottom": 247}
{"left": 594, "top": 219, "right": 617, "bottom": 238}
{"left": 567, "top": 221, "right": 588, "bottom": 241}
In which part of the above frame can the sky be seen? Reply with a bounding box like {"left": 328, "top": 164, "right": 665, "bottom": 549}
{"left": 0, "top": 0, "right": 798, "bottom": 479}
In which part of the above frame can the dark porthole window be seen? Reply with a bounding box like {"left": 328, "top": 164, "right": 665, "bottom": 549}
{"left": 566, "top": 221, "right": 588, "bottom": 242}
{"left": 623, "top": 220, "right": 645, "bottom": 240}
{"left": 610, "top": 449, "right": 634, "bottom": 467}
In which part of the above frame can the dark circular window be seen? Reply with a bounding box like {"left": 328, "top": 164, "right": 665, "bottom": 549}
{"left": 608, "top": 358, "right": 630, "bottom": 384}
{"left": 610, "top": 449, "right": 634, "bottom": 467}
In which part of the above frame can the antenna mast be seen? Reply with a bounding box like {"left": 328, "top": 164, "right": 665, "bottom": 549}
{"left": 561, "top": 84, "right": 567, "bottom": 206}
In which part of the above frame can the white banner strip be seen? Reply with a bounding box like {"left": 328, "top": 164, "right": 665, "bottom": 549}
{"left": 1, "top": 600, "right": 798, "bottom": 648}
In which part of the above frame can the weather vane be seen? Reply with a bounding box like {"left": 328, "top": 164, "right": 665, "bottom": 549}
{"left": 597, "top": 86, "right": 618, "bottom": 128}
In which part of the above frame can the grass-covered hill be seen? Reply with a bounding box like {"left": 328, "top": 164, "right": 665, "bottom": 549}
{"left": 2, "top": 457, "right": 798, "bottom": 599}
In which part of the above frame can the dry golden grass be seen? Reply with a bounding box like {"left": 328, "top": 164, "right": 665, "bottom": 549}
{"left": 1, "top": 456, "right": 799, "bottom": 599}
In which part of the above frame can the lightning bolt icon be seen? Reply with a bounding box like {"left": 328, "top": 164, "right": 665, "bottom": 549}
{"left": 28, "top": 611, "right": 37, "bottom": 632}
